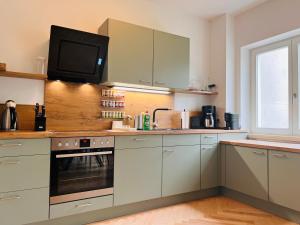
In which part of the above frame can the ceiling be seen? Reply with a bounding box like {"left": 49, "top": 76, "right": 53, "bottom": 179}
{"left": 149, "top": 0, "right": 268, "bottom": 19}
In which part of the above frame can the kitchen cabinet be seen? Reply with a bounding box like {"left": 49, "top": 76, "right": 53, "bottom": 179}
{"left": 0, "top": 138, "right": 50, "bottom": 225}
{"left": 162, "top": 145, "right": 200, "bottom": 196}
{"left": 99, "top": 19, "right": 154, "bottom": 86}
{"left": 163, "top": 134, "right": 200, "bottom": 147}
{"left": 269, "top": 150, "right": 300, "bottom": 211}
{"left": 99, "top": 19, "right": 190, "bottom": 89}
{"left": 50, "top": 195, "right": 113, "bottom": 219}
{"left": 153, "top": 30, "right": 190, "bottom": 89}
{"left": 218, "top": 133, "right": 248, "bottom": 186}
{"left": 114, "top": 147, "right": 162, "bottom": 206}
{"left": 0, "top": 138, "right": 50, "bottom": 157}
{"left": 0, "top": 188, "right": 49, "bottom": 225}
{"left": 201, "top": 145, "right": 218, "bottom": 189}
{"left": 0, "top": 155, "right": 50, "bottom": 193}
{"left": 225, "top": 145, "right": 268, "bottom": 200}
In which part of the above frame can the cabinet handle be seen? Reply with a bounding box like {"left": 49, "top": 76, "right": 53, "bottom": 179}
{"left": 154, "top": 81, "right": 166, "bottom": 85}
{"left": 203, "top": 136, "right": 215, "bottom": 139}
{"left": 272, "top": 153, "right": 287, "bottom": 158}
{"left": 0, "top": 195, "right": 21, "bottom": 201}
{"left": 164, "top": 149, "right": 174, "bottom": 153}
{"left": 0, "top": 160, "right": 20, "bottom": 165}
{"left": 139, "top": 80, "right": 151, "bottom": 84}
{"left": 133, "top": 138, "right": 146, "bottom": 141}
{"left": 201, "top": 147, "right": 212, "bottom": 151}
{"left": 253, "top": 151, "right": 265, "bottom": 156}
{"left": 0, "top": 143, "right": 22, "bottom": 148}
{"left": 75, "top": 203, "right": 92, "bottom": 208}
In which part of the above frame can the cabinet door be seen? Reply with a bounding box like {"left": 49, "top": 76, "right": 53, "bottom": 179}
{"left": 201, "top": 145, "right": 218, "bottom": 189}
{"left": 226, "top": 145, "right": 268, "bottom": 200}
{"left": 114, "top": 147, "right": 162, "bottom": 206}
{"left": 162, "top": 145, "right": 200, "bottom": 196}
{"left": 269, "top": 150, "right": 300, "bottom": 211}
{"left": 0, "top": 155, "right": 50, "bottom": 193}
{"left": 153, "top": 31, "right": 189, "bottom": 89}
{"left": 0, "top": 188, "right": 49, "bottom": 225}
{"left": 106, "top": 19, "right": 153, "bottom": 85}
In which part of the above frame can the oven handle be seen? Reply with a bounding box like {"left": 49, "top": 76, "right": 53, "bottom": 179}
{"left": 56, "top": 151, "right": 113, "bottom": 159}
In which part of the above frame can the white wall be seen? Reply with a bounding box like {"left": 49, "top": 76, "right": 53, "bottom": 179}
{"left": 209, "top": 15, "right": 227, "bottom": 124}
{"left": 234, "top": 0, "right": 300, "bottom": 128}
{"left": 0, "top": 0, "right": 211, "bottom": 107}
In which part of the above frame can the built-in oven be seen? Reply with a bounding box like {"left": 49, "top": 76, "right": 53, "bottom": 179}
{"left": 50, "top": 136, "right": 114, "bottom": 204}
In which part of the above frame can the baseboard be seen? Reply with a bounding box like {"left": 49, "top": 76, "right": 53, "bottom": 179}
{"left": 221, "top": 187, "right": 300, "bottom": 224}
{"left": 29, "top": 188, "right": 220, "bottom": 225}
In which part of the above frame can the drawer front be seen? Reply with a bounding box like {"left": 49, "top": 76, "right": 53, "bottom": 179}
{"left": 163, "top": 134, "right": 200, "bottom": 147}
{"left": 50, "top": 195, "right": 113, "bottom": 219}
{"left": 0, "top": 155, "right": 50, "bottom": 193}
{"left": 0, "top": 188, "right": 49, "bottom": 225}
{"left": 115, "top": 135, "right": 162, "bottom": 149}
{"left": 201, "top": 134, "right": 218, "bottom": 145}
{"left": 0, "top": 138, "right": 50, "bottom": 157}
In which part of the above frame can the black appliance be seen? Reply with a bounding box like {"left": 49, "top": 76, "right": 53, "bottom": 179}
{"left": 225, "top": 113, "right": 240, "bottom": 130}
{"left": 191, "top": 105, "right": 217, "bottom": 129}
{"left": 34, "top": 103, "right": 46, "bottom": 131}
{"left": 47, "top": 25, "right": 109, "bottom": 84}
{"left": 50, "top": 136, "right": 114, "bottom": 204}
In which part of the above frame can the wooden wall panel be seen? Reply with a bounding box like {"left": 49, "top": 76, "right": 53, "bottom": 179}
{"left": 45, "top": 81, "right": 182, "bottom": 131}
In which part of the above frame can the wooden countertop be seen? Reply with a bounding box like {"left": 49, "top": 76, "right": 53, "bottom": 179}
{"left": 220, "top": 139, "right": 300, "bottom": 153}
{"left": 0, "top": 129, "right": 247, "bottom": 140}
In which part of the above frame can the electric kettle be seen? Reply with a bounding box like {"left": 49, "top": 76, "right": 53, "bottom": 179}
{"left": 1, "top": 100, "right": 18, "bottom": 131}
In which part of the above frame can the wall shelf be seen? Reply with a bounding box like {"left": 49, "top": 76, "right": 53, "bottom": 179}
{"left": 0, "top": 71, "right": 47, "bottom": 80}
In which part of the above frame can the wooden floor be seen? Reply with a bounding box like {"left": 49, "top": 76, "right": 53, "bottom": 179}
{"left": 88, "top": 197, "right": 298, "bottom": 225}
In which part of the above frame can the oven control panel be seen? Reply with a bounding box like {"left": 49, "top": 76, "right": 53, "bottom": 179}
{"left": 51, "top": 136, "right": 114, "bottom": 151}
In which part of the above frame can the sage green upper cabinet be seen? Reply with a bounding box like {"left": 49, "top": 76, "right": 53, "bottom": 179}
{"left": 153, "top": 31, "right": 190, "bottom": 89}
{"left": 269, "top": 150, "right": 300, "bottom": 211}
{"left": 226, "top": 145, "right": 268, "bottom": 201}
{"left": 99, "top": 19, "right": 154, "bottom": 85}
{"left": 162, "top": 145, "right": 200, "bottom": 197}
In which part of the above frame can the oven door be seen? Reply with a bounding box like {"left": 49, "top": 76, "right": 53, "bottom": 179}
{"left": 50, "top": 148, "right": 114, "bottom": 204}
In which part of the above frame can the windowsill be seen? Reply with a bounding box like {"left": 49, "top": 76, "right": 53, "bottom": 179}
{"left": 248, "top": 133, "right": 300, "bottom": 144}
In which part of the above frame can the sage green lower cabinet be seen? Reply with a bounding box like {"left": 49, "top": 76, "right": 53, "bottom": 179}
{"left": 162, "top": 145, "right": 200, "bottom": 196}
{"left": 225, "top": 145, "right": 268, "bottom": 200}
{"left": 0, "top": 154, "right": 50, "bottom": 193}
{"left": 50, "top": 195, "right": 113, "bottom": 219}
{"left": 114, "top": 147, "right": 162, "bottom": 206}
{"left": 0, "top": 187, "right": 49, "bottom": 225}
{"left": 269, "top": 150, "right": 300, "bottom": 211}
{"left": 201, "top": 145, "right": 218, "bottom": 189}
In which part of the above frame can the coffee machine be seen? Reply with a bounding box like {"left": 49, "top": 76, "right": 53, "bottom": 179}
{"left": 191, "top": 105, "right": 217, "bottom": 129}
{"left": 1, "top": 100, "right": 18, "bottom": 131}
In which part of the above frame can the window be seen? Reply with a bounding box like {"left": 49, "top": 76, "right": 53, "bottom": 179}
{"left": 251, "top": 40, "right": 295, "bottom": 134}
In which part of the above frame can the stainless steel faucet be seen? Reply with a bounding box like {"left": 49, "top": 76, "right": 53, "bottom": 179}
{"left": 152, "top": 108, "right": 172, "bottom": 129}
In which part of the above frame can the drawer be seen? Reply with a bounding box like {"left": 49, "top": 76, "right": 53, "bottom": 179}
{"left": 115, "top": 135, "right": 162, "bottom": 149}
{"left": 0, "top": 155, "right": 50, "bottom": 193}
{"left": 201, "top": 134, "right": 218, "bottom": 145}
{"left": 0, "top": 138, "right": 50, "bottom": 157}
{"left": 50, "top": 195, "right": 113, "bottom": 219}
{"left": 0, "top": 187, "right": 49, "bottom": 225}
{"left": 163, "top": 134, "right": 200, "bottom": 146}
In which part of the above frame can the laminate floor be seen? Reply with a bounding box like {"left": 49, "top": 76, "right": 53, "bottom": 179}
{"left": 88, "top": 197, "right": 298, "bottom": 225}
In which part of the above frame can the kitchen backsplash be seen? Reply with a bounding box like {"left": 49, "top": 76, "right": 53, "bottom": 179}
{"left": 44, "top": 80, "right": 180, "bottom": 131}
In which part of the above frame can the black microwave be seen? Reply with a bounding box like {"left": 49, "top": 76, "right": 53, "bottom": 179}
{"left": 47, "top": 25, "right": 109, "bottom": 84}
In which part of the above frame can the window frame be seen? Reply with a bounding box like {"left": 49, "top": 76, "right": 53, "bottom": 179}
{"left": 250, "top": 40, "right": 293, "bottom": 135}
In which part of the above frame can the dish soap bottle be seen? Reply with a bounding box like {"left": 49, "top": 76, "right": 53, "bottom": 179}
{"left": 143, "top": 111, "right": 151, "bottom": 130}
